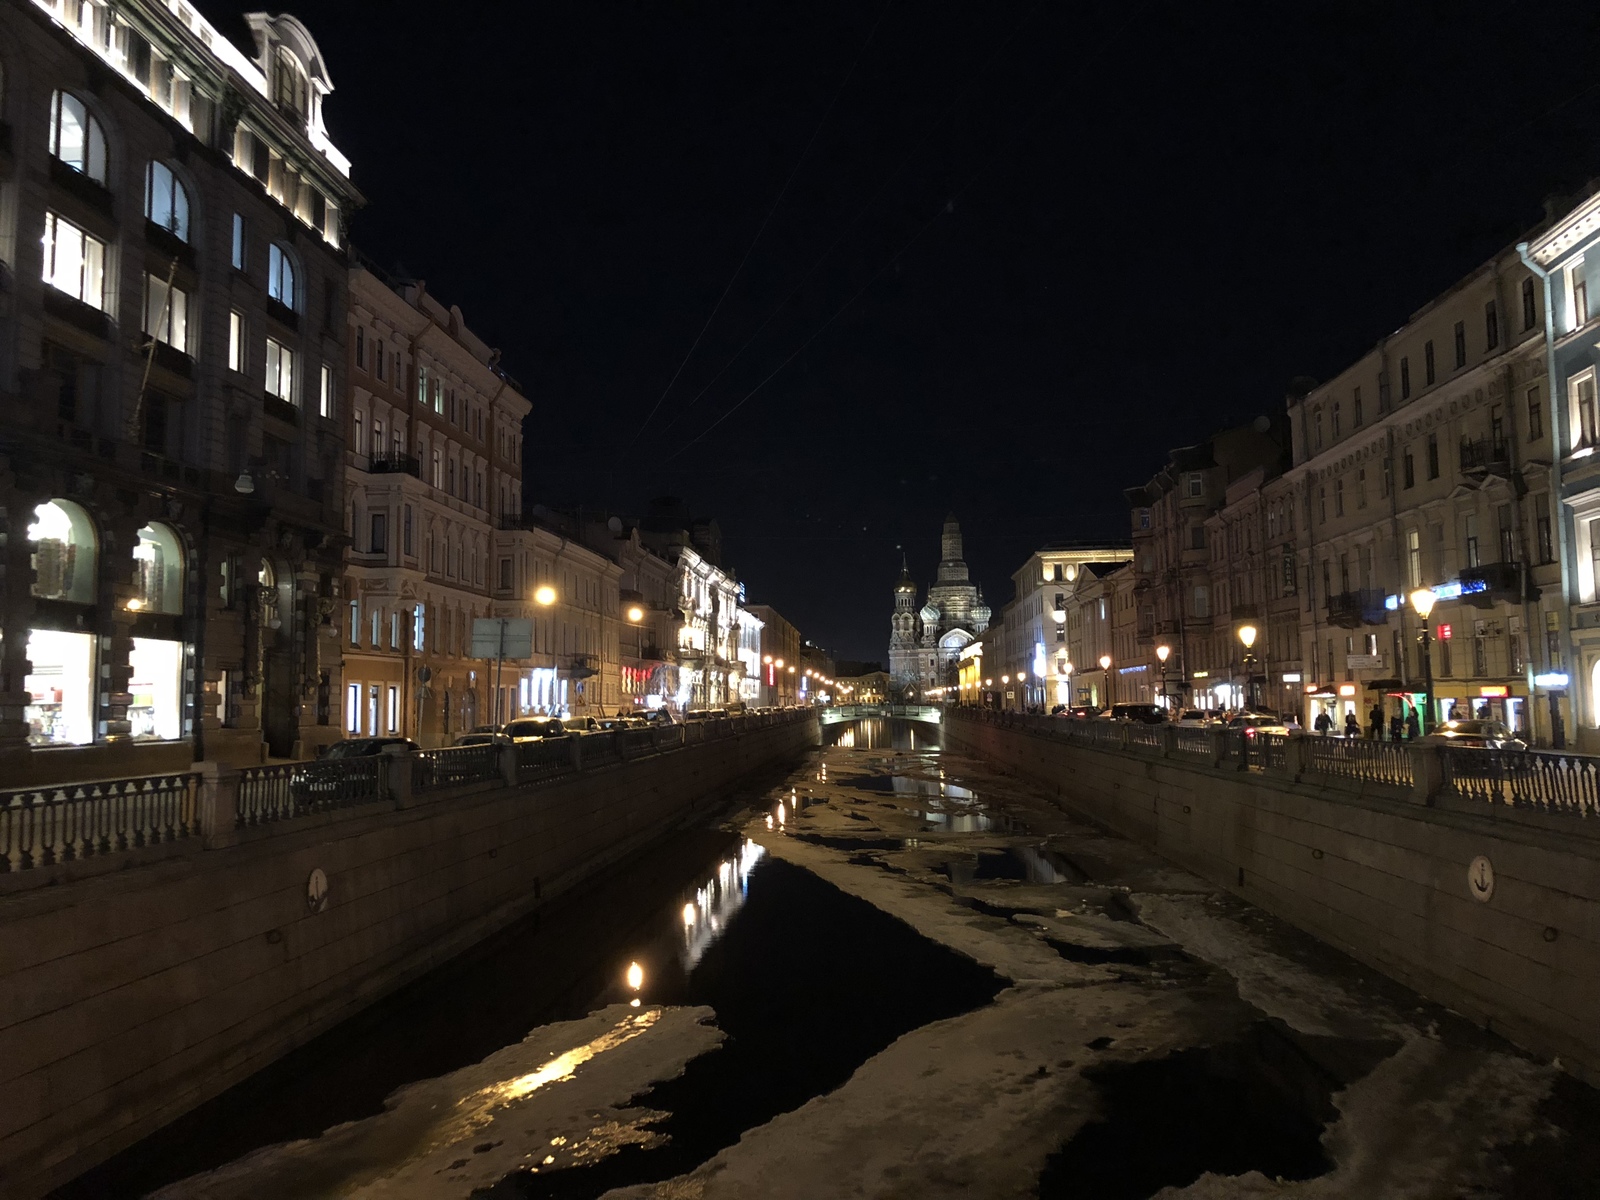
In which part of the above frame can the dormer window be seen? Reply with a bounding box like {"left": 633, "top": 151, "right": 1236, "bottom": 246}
{"left": 274, "top": 47, "right": 308, "bottom": 121}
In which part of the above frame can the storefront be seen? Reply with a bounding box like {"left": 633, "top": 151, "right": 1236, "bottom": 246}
{"left": 1430, "top": 683, "right": 1529, "bottom": 735}
{"left": 128, "top": 637, "right": 184, "bottom": 741}
{"left": 24, "top": 628, "right": 95, "bottom": 746}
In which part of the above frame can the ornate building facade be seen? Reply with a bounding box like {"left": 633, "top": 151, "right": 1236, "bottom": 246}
{"left": 889, "top": 515, "right": 990, "bottom": 696}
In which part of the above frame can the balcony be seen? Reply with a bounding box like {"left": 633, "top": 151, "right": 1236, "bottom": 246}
{"left": 1326, "top": 589, "right": 1388, "bottom": 628}
{"left": 43, "top": 288, "right": 111, "bottom": 340}
{"left": 499, "top": 511, "right": 534, "bottom": 531}
{"left": 1459, "top": 438, "right": 1511, "bottom": 477}
{"left": 1458, "top": 562, "right": 1538, "bottom": 608}
{"left": 262, "top": 392, "right": 300, "bottom": 425}
{"left": 365, "top": 452, "right": 420, "bottom": 477}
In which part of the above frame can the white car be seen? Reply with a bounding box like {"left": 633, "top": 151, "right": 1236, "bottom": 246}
{"left": 1176, "top": 710, "right": 1216, "bottom": 727}
{"left": 1227, "top": 713, "right": 1289, "bottom": 738}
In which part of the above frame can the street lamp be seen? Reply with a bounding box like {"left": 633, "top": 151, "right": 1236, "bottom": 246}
{"left": 1410, "top": 588, "right": 1437, "bottom": 735}
{"left": 626, "top": 604, "right": 645, "bottom": 623}
{"left": 1098, "top": 654, "right": 1113, "bottom": 709}
{"left": 1237, "top": 624, "right": 1258, "bottom": 711}
{"left": 1155, "top": 644, "right": 1171, "bottom": 709}
{"left": 534, "top": 584, "right": 556, "bottom": 606}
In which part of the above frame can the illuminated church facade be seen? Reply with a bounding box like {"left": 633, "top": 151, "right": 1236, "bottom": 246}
{"left": 889, "top": 515, "right": 990, "bottom": 697}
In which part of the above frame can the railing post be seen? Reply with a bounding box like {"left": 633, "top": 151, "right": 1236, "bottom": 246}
{"left": 1278, "top": 734, "right": 1307, "bottom": 781}
{"left": 569, "top": 734, "right": 584, "bottom": 773}
{"left": 390, "top": 749, "right": 416, "bottom": 809}
{"left": 1207, "top": 727, "right": 1229, "bottom": 767}
{"left": 198, "top": 761, "right": 240, "bottom": 849}
{"left": 1410, "top": 744, "right": 1442, "bottom": 806}
{"left": 1161, "top": 725, "right": 1177, "bottom": 759}
{"left": 499, "top": 741, "right": 519, "bottom": 787}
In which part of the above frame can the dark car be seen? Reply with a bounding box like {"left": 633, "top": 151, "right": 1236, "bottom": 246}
{"left": 504, "top": 718, "right": 567, "bottom": 741}
{"left": 293, "top": 737, "right": 417, "bottom": 802}
{"left": 454, "top": 731, "right": 507, "bottom": 747}
{"left": 1110, "top": 703, "right": 1167, "bottom": 725}
{"left": 1067, "top": 705, "right": 1102, "bottom": 719}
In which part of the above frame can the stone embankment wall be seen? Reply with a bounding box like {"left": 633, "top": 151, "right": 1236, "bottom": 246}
{"left": 946, "top": 711, "right": 1600, "bottom": 1082}
{"left": 0, "top": 714, "right": 817, "bottom": 1199}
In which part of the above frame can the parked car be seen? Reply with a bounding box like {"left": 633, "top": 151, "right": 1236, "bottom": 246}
{"left": 1065, "top": 705, "right": 1102, "bottom": 719}
{"left": 503, "top": 717, "right": 568, "bottom": 741}
{"left": 1422, "top": 719, "right": 1527, "bottom": 751}
{"left": 1227, "top": 713, "right": 1289, "bottom": 738}
{"left": 564, "top": 715, "right": 601, "bottom": 733}
{"left": 1176, "top": 709, "right": 1215, "bottom": 727}
{"left": 1110, "top": 703, "right": 1168, "bottom": 725}
{"left": 294, "top": 737, "right": 418, "bottom": 803}
{"left": 642, "top": 708, "right": 680, "bottom": 726}
{"left": 454, "top": 731, "right": 507, "bottom": 747}
{"left": 597, "top": 717, "right": 646, "bottom": 731}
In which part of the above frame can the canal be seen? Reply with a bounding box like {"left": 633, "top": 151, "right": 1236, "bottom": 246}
{"left": 57, "top": 718, "right": 1600, "bottom": 1199}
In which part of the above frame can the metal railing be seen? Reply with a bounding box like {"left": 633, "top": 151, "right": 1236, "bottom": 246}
{"left": 0, "top": 772, "right": 199, "bottom": 872}
{"left": 1126, "top": 724, "right": 1164, "bottom": 749}
{"left": 1441, "top": 747, "right": 1600, "bottom": 817}
{"left": 1304, "top": 736, "right": 1413, "bottom": 788}
{"left": 516, "top": 737, "right": 577, "bottom": 784}
{"left": 1173, "top": 726, "right": 1212, "bottom": 757}
{"left": 237, "top": 756, "right": 388, "bottom": 827}
{"left": 414, "top": 744, "right": 501, "bottom": 792}
{"left": 582, "top": 732, "right": 621, "bottom": 771}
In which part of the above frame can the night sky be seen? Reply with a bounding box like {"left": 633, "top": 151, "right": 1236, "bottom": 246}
{"left": 202, "top": 0, "right": 1600, "bottom": 662}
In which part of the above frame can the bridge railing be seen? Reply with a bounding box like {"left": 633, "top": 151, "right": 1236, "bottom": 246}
{"left": 0, "top": 772, "right": 200, "bottom": 872}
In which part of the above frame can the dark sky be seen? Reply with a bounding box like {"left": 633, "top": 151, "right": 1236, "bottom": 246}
{"left": 204, "top": 0, "right": 1600, "bottom": 662}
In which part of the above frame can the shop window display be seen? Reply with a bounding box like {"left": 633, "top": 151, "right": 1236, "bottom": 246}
{"left": 24, "top": 628, "right": 95, "bottom": 745}
{"left": 129, "top": 637, "right": 183, "bottom": 741}
{"left": 133, "top": 523, "right": 184, "bottom": 614}
{"left": 28, "top": 499, "right": 96, "bottom": 603}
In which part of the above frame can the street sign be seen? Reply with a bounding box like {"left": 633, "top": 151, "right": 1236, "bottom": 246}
{"left": 1437, "top": 623, "right": 1453, "bottom": 640}
{"left": 1346, "top": 654, "right": 1383, "bottom": 669}
{"left": 471, "top": 617, "right": 533, "bottom": 659}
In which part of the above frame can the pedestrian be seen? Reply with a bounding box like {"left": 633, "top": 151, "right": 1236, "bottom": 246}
{"left": 1314, "top": 709, "right": 1334, "bottom": 735}
{"left": 1368, "top": 702, "right": 1383, "bottom": 739}
{"left": 1389, "top": 711, "right": 1404, "bottom": 742}
{"left": 1406, "top": 706, "right": 1421, "bottom": 740}
{"left": 1448, "top": 702, "right": 1463, "bottom": 721}
{"left": 1344, "top": 711, "right": 1361, "bottom": 738}
{"left": 1285, "top": 712, "right": 1303, "bottom": 735}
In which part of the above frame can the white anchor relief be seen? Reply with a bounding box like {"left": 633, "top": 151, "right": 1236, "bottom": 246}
{"left": 1468, "top": 856, "right": 1495, "bottom": 903}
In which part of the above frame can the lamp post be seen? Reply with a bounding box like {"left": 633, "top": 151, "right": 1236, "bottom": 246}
{"left": 1061, "top": 660, "right": 1073, "bottom": 709}
{"left": 1155, "top": 644, "right": 1171, "bottom": 710}
{"left": 1237, "top": 624, "right": 1258, "bottom": 711}
{"left": 1098, "top": 654, "right": 1113, "bottom": 709}
{"left": 1017, "top": 669, "right": 1027, "bottom": 712}
{"left": 1410, "top": 588, "right": 1437, "bottom": 735}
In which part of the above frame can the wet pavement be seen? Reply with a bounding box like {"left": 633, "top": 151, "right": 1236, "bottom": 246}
{"left": 58, "top": 717, "right": 1600, "bottom": 1198}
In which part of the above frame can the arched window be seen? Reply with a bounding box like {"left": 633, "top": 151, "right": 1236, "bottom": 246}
{"left": 273, "top": 47, "right": 308, "bottom": 120}
{"left": 28, "top": 499, "right": 97, "bottom": 603}
{"left": 133, "top": 523, "right": 184, "bottom": 614}
{"left": 145, "top": 162, "right": 190, "bottom": 241}
{"left": 49, "top": 91, "right": 106, "bottom": 184}
{"left": 268, "top": 244, "right": 296, "bottom": 309}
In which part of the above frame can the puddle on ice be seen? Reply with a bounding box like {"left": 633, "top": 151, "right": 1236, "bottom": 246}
{"left": 1038, "top": 1022, "right": 1337, "bottom": 1198}
{"left": 941, "top": 845, "right": 1083, "bottom": 884}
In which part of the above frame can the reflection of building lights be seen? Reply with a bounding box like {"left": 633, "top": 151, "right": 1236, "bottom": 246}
{"left": 765, "top": 813, "right": 774, "bottom": 829}
{"left": 682, "top": 903, "right": 696, "bottom": 926}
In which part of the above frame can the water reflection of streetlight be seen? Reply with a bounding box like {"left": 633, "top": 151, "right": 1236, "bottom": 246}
{"left": 682, "top": 903, "right": 696, "bottom": 926}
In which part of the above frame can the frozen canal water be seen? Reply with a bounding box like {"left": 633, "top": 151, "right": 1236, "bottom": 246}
{"left": 57, "top": 718, "right": 1600, "bottom": 1199}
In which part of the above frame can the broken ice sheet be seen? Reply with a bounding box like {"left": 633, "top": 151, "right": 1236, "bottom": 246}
{"left": 149, "top": 1004, "right": 724, "bottom": 1200}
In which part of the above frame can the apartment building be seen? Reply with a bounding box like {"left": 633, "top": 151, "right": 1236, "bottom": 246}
{"left": 0, "top": 1, "right": 361, "bottom": 781}
{"left": 745, "top": 603, "right": 800, "bottom": 706}
{"left": 341, "top": 266, "right": 530, "bottom": 745}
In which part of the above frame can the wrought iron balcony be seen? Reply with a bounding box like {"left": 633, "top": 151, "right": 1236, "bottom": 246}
{"left": 1326, "top": 588, "right": 1388, "bottom": 629}
{"left": 364, "top": 452, "right": 420, "bottom": 477}
{"left": 1459, "top": 438, "right": 1511, "bottom": 477}
{"left": 1458, "top": 562, "right": 1538, "bottom": 608}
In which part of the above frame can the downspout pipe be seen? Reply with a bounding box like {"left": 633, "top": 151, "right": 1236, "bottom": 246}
{"left": 1517, "top": 241, "right": 1570, "bottom": 744}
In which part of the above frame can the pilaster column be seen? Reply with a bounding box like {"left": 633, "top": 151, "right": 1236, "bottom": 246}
{"left": 0, "top": 493, "right": 37, "bottom": 751}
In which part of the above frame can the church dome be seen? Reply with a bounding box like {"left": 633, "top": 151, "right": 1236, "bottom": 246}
{"left": 896, "top": 575, "right": 917, "bottom": 594}
{"left": 920, "top": 601, "right": 940, "bottom": 623}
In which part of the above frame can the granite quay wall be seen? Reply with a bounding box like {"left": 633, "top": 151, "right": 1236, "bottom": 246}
{"left": 0, "top": 711, "right": 819, "bottom": 1199}
{"left": 945, "top": 708, "right": 1600, "bottom": 1083}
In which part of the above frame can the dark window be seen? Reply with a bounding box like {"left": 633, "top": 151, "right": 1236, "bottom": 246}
{"left": 1454, "top": 321, "right": 1466, "bottom": 368}
{"left": 1577, "top": 272, "right": 1591, "bottom": 328}
{"left": 1528, "top": 385, "right": 1543, "bottom": 440}
{"left": 356, "top": 327, "right": 365, "bottom": 369}
{"left": 1427, "top": 433, "right": 1440, "bottom": 479}
{"left": 376, "top": 339, "right": 386, "bottom": 380}
{"left": 1424, "top": 340, "right": 1436, "bottom": 385}
{"left": 1498, "top": 504, "right": 1514, "bottom": 562}
{"left": 370, "top": 512, "right": 387, "bottom": 554}
{"left": 499, "top": 558, "right": 512, "bottom": 589}
{"left": 1353, "top": 387, "right": 1363, "bottom": 427}
{"left": 1491, "top": 404, "right": 1505, "bottom": 453}
{"left": 1523, "top": 277, "right": 1538, "bottom": 330}
{"left": 1400, "top": 356, "right": 1411, "bottom": 399}
{"left": 1190, "top": 524, "right": 1205, "bottom": 551}
{"left": 403, "top": 504, "right": 413, "bottom": 555}
{"left": 1538, "top": 511, "right": 1554, "bottom": 562}
{"left": 1332, "top": 402, "right": 1341, "bottom": 437}
{"left": 1403, "top": 448, "right": 1415, "bottom": 489}
{"left": 1282, "top": 552, "right": 1296, "bottom": 594}
{"left": 1485, "top": 300, "right": 1499, "bottom": 349}
{"left": 143, "top": 392, "right": 168, "bottom": 453}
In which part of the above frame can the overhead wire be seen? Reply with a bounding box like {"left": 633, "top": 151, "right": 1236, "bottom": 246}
{"left": 662, "top": 2, "right": 1155, "bottom": 462}
{"left": 622, "top": 0, "right": 895, "bottom": 452}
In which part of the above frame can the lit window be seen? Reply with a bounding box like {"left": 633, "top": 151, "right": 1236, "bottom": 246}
{"left": 319, "top": 364, "right": 333, "bottom": 418}
{"left": 265, "top": 338, "right": 295, "bottom": 403}
{"left": 268, "top": 244, "right": 296, "bottom": 309}
{"left": 49, "top": 91, "right": 107, "bottom": 184}
{"left": 144, "top": 163, "right": 190, "bottom": 241}
{"left": 144, "top": 273, "right": 189, "bottom": 351}
{"left": 228, "top": 311, "right": 247, "bottom": 372}
{"left": 41, "top": 213, "right": 105, "bottom": 309}
{"left": 273, "top": 47, "right": 308, "bottom": 119}
{"left": 231, "top": 213, "right": 246, "bottom": 269}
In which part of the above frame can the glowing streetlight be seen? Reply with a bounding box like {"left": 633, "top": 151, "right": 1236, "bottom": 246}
{"left": 1155, "top": 643, "right": 1171, "bottom": 709}
{"left": 1411, "top": 588, "right": 1438, "bottom": 733}
{"left": 1099, "top": 654, "right": 1113, "bottom": 709}
{"left": 626, "top": 604, "right": 645, "bottom": 623}
{"left": 534, "top": 584, "right": 556, "bottom": 606}
{"left": 1236, "top": 624, "right": 1259, "bottom": 710}
{"left": 625, "top": 960, "right": 644, "bottom": 1007}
